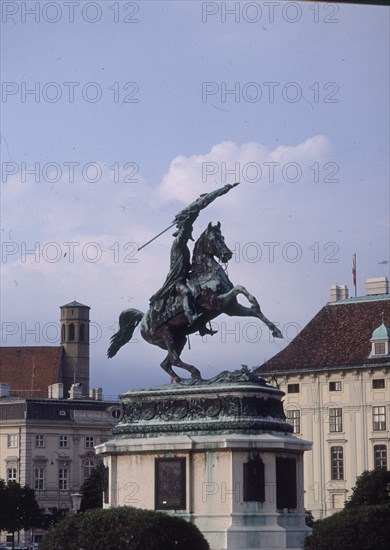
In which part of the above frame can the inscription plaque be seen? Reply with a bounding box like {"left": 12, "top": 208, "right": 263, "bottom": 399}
{"left": 155, "top": 457, "right": 186, "bottom": 510}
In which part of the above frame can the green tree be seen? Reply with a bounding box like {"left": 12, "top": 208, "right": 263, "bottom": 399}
{"left": 345, "top": 469, "right": 390, "bottom": 508}
{"left": 304, "top": 504, "right": 390, "bottom": 550}
{"left": 0, "top": 480, "right": 42, "bottom": 548}
{"left": 39, "top": 507, "right": 67, "bottom": 531}
{"left": 305, "top": 470, "right": 390, "bottom": 549}
{"left": 41, "top": 506, "right": 210, "bottom": 550}
{"left": 304, "top": 508, "right": 315, "bottom": 528}
{"left": 80, "top": 461, "right": 107, "bottom": 511}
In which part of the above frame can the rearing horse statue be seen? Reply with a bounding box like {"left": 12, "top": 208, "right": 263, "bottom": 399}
{"left": 108, "top": 220, "right": 283, "bottom": 382}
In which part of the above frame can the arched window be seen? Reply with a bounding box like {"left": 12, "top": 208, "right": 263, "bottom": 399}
{"left": 79, "top": 323, "right": 85, "bottom": 341}
{"left": 61, "top": 324, "right": 66, "bottom": 342}
{"left": 69, "top": 323, "right": 75, "bottom": 341}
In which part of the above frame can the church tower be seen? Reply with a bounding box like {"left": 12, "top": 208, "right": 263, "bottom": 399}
{"left": 60, "top": 301, "right": 90, "bottom": 397}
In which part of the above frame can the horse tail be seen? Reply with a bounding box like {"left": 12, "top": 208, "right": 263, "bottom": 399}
{"left": 107, "top": 308, "right": 144, "bottom": 358}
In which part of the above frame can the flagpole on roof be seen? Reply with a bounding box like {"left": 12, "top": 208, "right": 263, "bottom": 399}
{"left": 352, "top": 253, "right": 357, "bottom": 297}
{"left": 31, "top": 355, "right": 35, "bottom": 397}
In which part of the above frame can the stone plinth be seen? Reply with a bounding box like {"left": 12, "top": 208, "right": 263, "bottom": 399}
{"left": 96, "top": 370, "right": 311, "bottom": 550}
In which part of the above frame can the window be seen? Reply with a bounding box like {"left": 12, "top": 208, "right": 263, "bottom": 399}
{"left": 83, "top": 459, "right": 96, "bottom": 480}
{"left": 372, "top": 379, "right": 385, "bottom": 390}
{"left": 7, "top": 467, "right": 17, "bottom": 482}
{"left": 331, "top": 446, "right": 344, "bottom": 480}
{"left": 61, "top": 324, "right": 65, "bottom": 341}
{"left": 374, "top": 342, "right": 386, "bottom": 355}
{"left": 85, "top": 436, "right": 94, "bottom": 449}
{"left": 35, "top": 434, "right": 45, "bottom": 448}
{"left": 286, "top": 410, "right": 301, "bottom": 434}
{"left": 329, "top": 408, "right": 343, "bottom": 432}
{"left": 329, "top": 381, "right": 342, "bottom": 392}
{"left": 59, "top": 468, "right": 69, "bottom": 490}
{"left": 287, "top": 383, "right": 300, "bottom": 394}
{"left": 68, "top": 323, "right": 75, "bottom": 341}
{"left": 59, "top": 435, "right": 69, "bottom": 448}
{"left": 111, "top": 408, "right": 121, "bottom": 419}
{"left": 243, "top": 457, "right": 265, "bottom": 502}
{"left": 34, "top": 468, "right": 45, "bottom": 491}
{"left": 373, "top": 406, "right": 386, "bottom": 431}
{"left": 276, "top": 457, "right": 297, "bottom": 509}
{"left": 79, "top": 323, "right": 85, "bottom": 341}
{"left": 7, "top": 434, "right": 18, "bottom": 448}
{"left": 155, "top": 458, "right": 186, "bottom": 510}
{"left": 374, "top": 445, "right": 387, "bottom": 470}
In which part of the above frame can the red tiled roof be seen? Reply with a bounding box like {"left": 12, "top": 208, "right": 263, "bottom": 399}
{"left": 0, "top": 346, "right": 63, "bottom": 398}
{"left": 258, "top": 296, "right": 390, "bottom": 374}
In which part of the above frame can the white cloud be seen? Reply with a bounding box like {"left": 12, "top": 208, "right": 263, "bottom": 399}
{"left": 158, "top": 135, "right": 331, "bottom": 205}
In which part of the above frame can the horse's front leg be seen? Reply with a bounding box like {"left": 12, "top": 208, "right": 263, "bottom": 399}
{"left": 218, "top": 286, "right": 283, "bottom": 338}
{"left": 218, "top": 285, "right": 258, "bottom": 307}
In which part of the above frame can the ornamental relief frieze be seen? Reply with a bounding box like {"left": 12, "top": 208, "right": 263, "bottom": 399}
{"left": 113, "top": 418, "right": 292, "bottom": 437}
{"left": 121, "top": 395, "right": 285, "bottom": 424}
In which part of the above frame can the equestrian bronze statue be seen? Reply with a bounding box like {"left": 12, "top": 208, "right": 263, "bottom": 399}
{"left": 108, "top": 183, "right": 283, "bottom": 382}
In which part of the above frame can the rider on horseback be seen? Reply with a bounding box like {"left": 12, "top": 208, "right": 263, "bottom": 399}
{"left": 108, "top": 181, "right": 283, "bottom": 379}
{"left": 149, "top": 210, "right": 200, "bottom": 327}
{"left": 149, "top": 183, "right": 239, "bottom": 334}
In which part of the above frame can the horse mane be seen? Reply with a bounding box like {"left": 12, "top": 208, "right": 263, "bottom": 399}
{"left": 191, "top": 223, "right": 222, "bottom": 272}
{"left": 191, "top": 227, "right": 209, "bottom": 267}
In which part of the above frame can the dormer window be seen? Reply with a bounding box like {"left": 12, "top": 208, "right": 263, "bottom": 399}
{"left": 374, "top": 342, "right": 386, "bottom": 355}
{"left": 369, "top": 322, "right": 390, "bottom": 358}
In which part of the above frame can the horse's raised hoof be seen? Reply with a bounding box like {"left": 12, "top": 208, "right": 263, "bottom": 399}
{"left": 272, "top": 327, "right": 283, "bottom": 338}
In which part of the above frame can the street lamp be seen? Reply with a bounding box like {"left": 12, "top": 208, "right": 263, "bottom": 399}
{"left": 71, "top": 492, "right": 83, "bottom": 514}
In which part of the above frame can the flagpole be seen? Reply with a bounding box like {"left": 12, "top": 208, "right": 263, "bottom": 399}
{"left": 31, "top": 355, "right": 35, "bottom": 397}
{"left": 352, "top": 253, "right": 357, "bottom": 297}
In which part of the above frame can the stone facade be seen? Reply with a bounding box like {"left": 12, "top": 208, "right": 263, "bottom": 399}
{"left": 0, "top": 396, "right": 120, "bottom": 545}
{"left": 257, "top": 287, "right": 390, "bottom": 519}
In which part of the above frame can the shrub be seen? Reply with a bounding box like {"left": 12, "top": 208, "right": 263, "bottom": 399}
{"left": 304, "top": 508, "right": 315, "bottom": 528}
{"left": 41, "top": 506, "right": 210, "bottom": 550}
{"left": 304, "top": 504, "right": 390, "bottom": 550}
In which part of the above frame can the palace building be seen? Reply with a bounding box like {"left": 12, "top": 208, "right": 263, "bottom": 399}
{"left": 256, "top": 277, "right": 390, "bottom": 519}
{"left": 0, "top": 301, "right": 119, "bottom": 545}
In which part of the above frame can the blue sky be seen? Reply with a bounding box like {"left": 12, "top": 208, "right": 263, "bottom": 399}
{"left": 1, "top": 1, "right": 389, "bottom": 397}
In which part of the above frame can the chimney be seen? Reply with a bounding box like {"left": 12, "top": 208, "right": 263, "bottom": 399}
{"left": 366, "top": 277, "right": 389, "bottom": 296}
{"left": 89, "top": 387, "right": 103, "bottom": 401}
{"left": 48, "top": 383, "right": 64, "bottom": 399}
{"left": 69, "top": 383, "right": 83, "bottom": 399}
{"left": 330, "top": 284, "right": 349, "bottom": 302}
